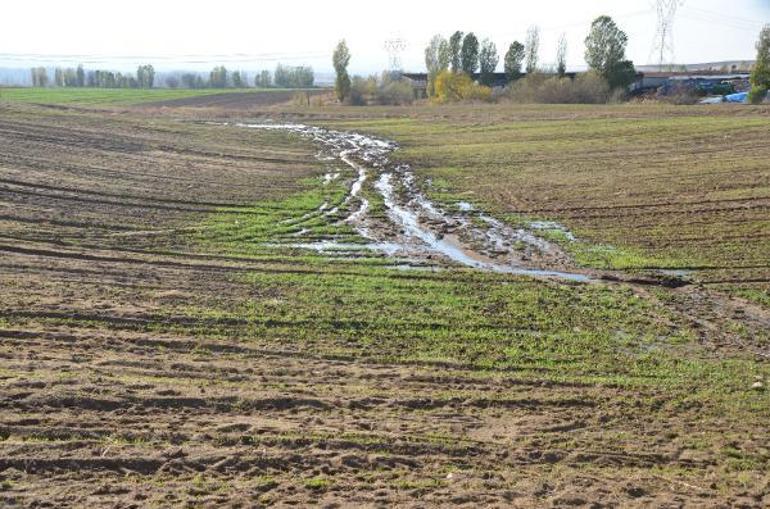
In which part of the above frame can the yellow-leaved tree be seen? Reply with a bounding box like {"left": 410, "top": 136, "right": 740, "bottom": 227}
{"left": 433, "top": 71, "right": 492, "bottom": 103}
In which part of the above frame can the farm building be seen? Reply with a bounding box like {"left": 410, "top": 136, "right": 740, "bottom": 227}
{"left": 630, "top": 71, "right": 751, "bottom": 95}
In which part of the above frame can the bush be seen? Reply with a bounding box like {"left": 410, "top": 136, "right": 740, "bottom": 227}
{"left": 433, "top": 70, "right": 492, "bottom": 103}
{"left": 574, "top": 73, "right": 614, "bottom": 103}
{"left": 748, "top": 85, "right": 768, "bottom": 104}
{"left": 377, "top": 77, "right": 415, "bottom": 105}
{"left": 348, "top": 76, "right": 373, "bottom": 106}
{"left": 657, "top": 83, "right": 700, "bottom": 105}
{"left": 346, "top": 73, "right": 415, "bottom": 106}
{"left": 507, "top": 71, "right": 611, "bottom": 104}
{"left": 506, "top": 72, "right": 546, "bottom": 102}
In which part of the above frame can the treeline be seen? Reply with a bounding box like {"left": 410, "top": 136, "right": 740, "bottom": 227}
{"left": 273, "top": 64, "right": 314, "bottom": 88}
{"left": 330, "top": 17, "right": 638, "bottom": 106}
{"left": 423, "top": 16, "right": 637, "bottom": 103}
{"left": 29, "top": 63, "right": 314, "bottom": 89}
{"left": 170, "top": 64, "right": 314, "bottom": 89}
{"left": 30, "top": 64, "right": 155, "bottom": 89}
{"left": 423, "top": 27, "right": 560, "bottom": 97}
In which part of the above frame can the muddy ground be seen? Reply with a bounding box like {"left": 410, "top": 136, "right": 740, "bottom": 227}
{"left": 0, "top": 102, "right": 768, "bottom": 508}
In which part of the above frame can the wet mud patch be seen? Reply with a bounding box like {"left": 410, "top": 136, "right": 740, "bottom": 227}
{"left": 232, "top": 122, "right": 591, "bottom": 282}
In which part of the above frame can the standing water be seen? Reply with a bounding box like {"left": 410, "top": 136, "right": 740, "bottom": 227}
{"left": 236, "top": 122, "right": 590, "bottom": 282}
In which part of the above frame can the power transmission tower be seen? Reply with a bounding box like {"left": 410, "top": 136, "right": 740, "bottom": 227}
{"left": 384, "top": 38, "right": 407, "bottom": 74}
{"left": 653, "top": 0, "right": 684, "bottom": 71}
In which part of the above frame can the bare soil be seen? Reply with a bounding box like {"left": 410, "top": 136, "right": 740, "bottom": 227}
{"left": 0, "top": 102, "right": 768, "bottom": 508}
{"left": 138, "top": 90, "right": 329, "bottom": 110}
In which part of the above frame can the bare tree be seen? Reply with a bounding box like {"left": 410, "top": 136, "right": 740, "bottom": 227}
{"left": 425, "top": 34, "right": 450, "bottom": 96}
{"left": 525, "top": 26, "right": 540, "bottom": 73}
{"left": 557, "top": 33, "right": 568, "bottom": 77}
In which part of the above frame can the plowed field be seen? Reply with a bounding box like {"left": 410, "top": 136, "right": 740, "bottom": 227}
{"left": 0, "top": 100, "right": 768, "bottom": 507}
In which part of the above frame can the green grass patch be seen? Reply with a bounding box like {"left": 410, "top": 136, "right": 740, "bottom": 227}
{"left": 0, "top": 87, "right": 303, "bottom": 106}
{"left": 304, "top": 477, "right": 332, "bottom": 491}
{"left": 568, "top": 242, "right": 695, "bottom": 270}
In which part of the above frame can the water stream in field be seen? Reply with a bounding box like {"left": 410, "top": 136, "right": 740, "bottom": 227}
{"left": 236, "top": 122, "right": 590, "bottom": 282}
{"left": 339, "top": 151, "right": 369, "bottom": 224}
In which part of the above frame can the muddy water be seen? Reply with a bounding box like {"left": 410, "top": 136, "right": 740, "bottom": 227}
{"left": 376, "top": 173, "right": 588, "bottom": 282}
{"left": 339, "top": 151, "right": 368, "bottom": 224}
{"left": 237, "top": 122, "right": 589, "bottom": 282}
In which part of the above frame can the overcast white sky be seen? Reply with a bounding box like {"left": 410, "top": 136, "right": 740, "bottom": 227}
{"left": 0, "top": 0, "right": 767, "bottom": 73}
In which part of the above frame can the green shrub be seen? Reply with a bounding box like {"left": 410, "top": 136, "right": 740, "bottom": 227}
{"left": 507, "top": 71, "right": 611, "bottom": 104}
{"left": 748, "top": 85, "right": 768, "bottom": 105}
{"left": 347, "top": 73, "right": 414, "bottom": 106}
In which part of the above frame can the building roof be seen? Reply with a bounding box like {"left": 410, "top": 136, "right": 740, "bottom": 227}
{"left": 639, "top": 71, "right": 750, "bottom": 79}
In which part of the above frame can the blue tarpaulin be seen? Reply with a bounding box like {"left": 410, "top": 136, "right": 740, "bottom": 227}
{"left": 724, "top": 92, "right": 748, "bottom": 103}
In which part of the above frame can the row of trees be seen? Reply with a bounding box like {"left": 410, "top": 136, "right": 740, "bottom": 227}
{"left": 175, "top": 65, "right": 314, "bottom": 89}
{"left": 29, "top": 64, "right": 156, "bottom": 89}
{"left": 54, "top": 66, "right": 85, "bottom": 87}
{"left": 273, "top": 64, "right": 314, "bottom": 88}
{"left": 422, "top": 16, "right": 636, "bottom": 100}
{"left": 424, "top": 28, "right": 563, "bottom": 95}
{"left": 173, "top": 68, "right": 253, "bottom": 89}
{"left": 421, "top": 19, "right": 770, "bottom": 104}
{"left": 29, "top": 63, "right": 314, "bottom": 89}
{"left": 88, "top": 70, "right": 146, "bottom": 89}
